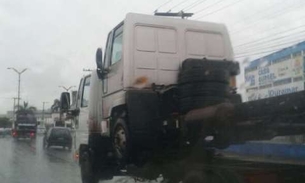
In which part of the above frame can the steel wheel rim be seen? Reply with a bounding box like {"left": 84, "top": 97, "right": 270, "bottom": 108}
{"left": 114, "top": 126, "right": 126, "bottom": 159}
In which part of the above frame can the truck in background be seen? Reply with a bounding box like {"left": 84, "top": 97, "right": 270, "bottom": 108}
{"left": 12, "top": 110, "right": 37, "bottom": 139}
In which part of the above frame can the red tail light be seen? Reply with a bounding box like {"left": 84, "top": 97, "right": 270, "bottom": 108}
{"left": 12, "top": 131, "right": 17, "bottom": 137}
{"left": 74, "top": 152, "right": 79, "bottom": 160}
{"left": 30, "top": 132, "right": 34, "bottom": 137}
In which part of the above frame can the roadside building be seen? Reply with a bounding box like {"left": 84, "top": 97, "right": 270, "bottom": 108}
{"left": 245, "top": 41, "right": 305, "bottom": 101}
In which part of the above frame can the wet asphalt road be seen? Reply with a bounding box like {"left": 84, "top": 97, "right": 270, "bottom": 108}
{"left": 0, "top": 134, "right": 156, "bottom": 183}
{"left": 0, "top": 134, "right": 81, "bottom": 183}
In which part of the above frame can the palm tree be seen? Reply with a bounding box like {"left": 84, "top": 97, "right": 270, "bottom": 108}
{"left": 15, "top": 101, "right": 37, "bottom": 114}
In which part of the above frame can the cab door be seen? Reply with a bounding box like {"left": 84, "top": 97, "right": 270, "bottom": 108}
{"left": 103, "top": 23, "right": 124, "bottom": 95}
{"left": 75, "top": 75, "right": 91, "bottom": 146}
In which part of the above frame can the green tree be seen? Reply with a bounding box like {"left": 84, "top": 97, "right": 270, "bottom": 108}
{"left": 0, "top": 117, "right": 11, "bottom": 128}
{"left": 15, "top": 101, "right": 37, "bottom": 114}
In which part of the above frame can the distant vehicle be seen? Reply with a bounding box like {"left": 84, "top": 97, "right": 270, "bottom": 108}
{"left": 43, "top": 127, "right": 72, "bottom": 150}
{"left": 12, "top": 111, "right": 37, "bottom": 139}
{"left": 0, "top": 128, "right": 5, "bottom": 137}
{"left": 4, "top": 128, "right": 11, "bottom": 136}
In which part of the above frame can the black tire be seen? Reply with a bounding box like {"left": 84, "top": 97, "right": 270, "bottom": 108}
{"left": 179, "top": 68, "right": 230, "bottom": 84}
{"left": 228, "top": 94, "right": 242, "bottom": 104}
{"left": 178, "top": 83, "right": 230, "bottom": 99}
{"left": 180, "top": 96, "right": 228, "bottom": 113}
{"left": 112, "top": 117, "right": 130, "bottom": 166}
{"left": 181, "top": 59, "right": 240, "bottom": 75}
{"left": 80, "top": 151, "right": 99, "bottom": 183}
{"left": 182, "top": 170, "right": 205, "bottom": 183}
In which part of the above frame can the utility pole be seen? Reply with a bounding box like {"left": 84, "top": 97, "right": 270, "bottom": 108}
{"left": 7, "top": 68, "right": 28, "bottom": 111}
{"left": 59, "top": 85, "right": 76, "bottom": 92}
{"left": 42, "top": 102, "right": 48, "bottom": 126}
{"left": 12, "top": 98, "right": 18, "bottom": 126}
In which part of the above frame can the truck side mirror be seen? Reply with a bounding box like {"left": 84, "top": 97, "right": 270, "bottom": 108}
{"left": 60, "top": 92, "right": 70, "bottom": 112}
{"left": 96, "top": 48, "right": 108, "bottom": 79}
{"left": 96, "top": 48, "right": 103, "bottom": 70}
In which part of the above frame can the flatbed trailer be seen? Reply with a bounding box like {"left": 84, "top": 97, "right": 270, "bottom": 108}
{"left": 115, "top": 90, "right": 305, "bottom": 183}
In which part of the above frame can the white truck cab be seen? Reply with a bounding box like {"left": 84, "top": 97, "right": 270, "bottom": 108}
{"left": 99, "top": 13, "right": 234, "bottom": 119}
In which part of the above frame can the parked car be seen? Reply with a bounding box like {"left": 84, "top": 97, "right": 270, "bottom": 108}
{"left": 43, "top": 127, "right": 72, "bottom": 150}
{"left": 0, "top": 128, "right": 5, "bottom": 137}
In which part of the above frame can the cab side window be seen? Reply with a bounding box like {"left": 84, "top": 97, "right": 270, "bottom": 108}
{"left": 81, "top": 76, "right": 91, "bottom": 107}
{"left": 110, "top": 24, "right": 123, "bottom": 65}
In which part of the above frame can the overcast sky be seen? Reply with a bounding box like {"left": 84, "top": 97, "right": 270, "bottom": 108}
{"left": 1, "top": 0, "right": 305, "bottom": 114}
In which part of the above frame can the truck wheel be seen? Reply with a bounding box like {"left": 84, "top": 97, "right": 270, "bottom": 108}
{"left": 80, "top": 151, "right": 99, "bottom": 183}
{"left": 112, "top": 117, "right": 130, "bottom": 166}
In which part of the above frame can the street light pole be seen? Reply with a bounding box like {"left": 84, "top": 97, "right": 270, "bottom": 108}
{"left": 58, "top": 85, "right": 76, "bottom": 92}
{"left": 12, "top": 97, "right": 18, "bottom": 120}
{"left": 7, "top": 68, "right": 27, "bottom": 110}
{"left": 42, "top": 102, "right": 48, "bottom": 126}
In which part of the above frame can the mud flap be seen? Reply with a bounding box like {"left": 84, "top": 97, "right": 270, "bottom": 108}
{"left": 126, "top": 90, "right": 161, "bottom": 149}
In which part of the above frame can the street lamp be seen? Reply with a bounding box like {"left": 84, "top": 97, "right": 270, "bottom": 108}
{"left": 42, "top": 101, "right": 49, "bottom": 126}
{"left": 58, "top": 85, "right": 76, "bottom": 92}
{"left": 7, "top": 68, "right": 27, "bottom": 110}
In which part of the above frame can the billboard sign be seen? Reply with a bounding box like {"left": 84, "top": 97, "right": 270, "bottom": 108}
{"left": 245, "top": 55, "right": 304, "bottom": 101}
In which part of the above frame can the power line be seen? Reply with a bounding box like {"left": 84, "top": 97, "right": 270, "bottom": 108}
{"left": 235, "top": 48, "right": 284, "bottom": 59}
{"left": 230, "top": 0, "right": 305, "bottom": 35}
{"left": 228, "top": 0, "right": 288, "bottom": 31}
{"left": 235, "top": 35, "right": 305, "bottom": 54}
{"left": 235, "top": 39, "right": 305, "bottom": 56}
{"left": 194, "top": 0, "right": 224, "bottom": 15}
{"left": 231, "top": 13, "right": 305, "bottom": 43}
{"left": 155, "top": 0, "right": 175, "bottom": 11}
{"left": 195, "top": 0, "right": 245, "bottom": 19}
{"left": 183, "top": 0, "right": 208, "bottom": 11}
{"left": 233, "top": 22, "right": 305, "bottom": 48}
{"left": 234, "top": 29, "right": 305, "bottom": 52}
{"left": 235, "top": 41, "right": 303, "bottom": 58}
{"left": 230, "top": 1, "right": 282, "bottom": 29}
{"left": 230, "top": 0, "right": 303, "bottom": 34}
{"left": 169, "top": 0, "right": 193, "bottom": 11}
